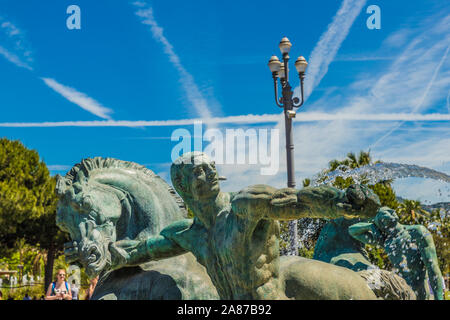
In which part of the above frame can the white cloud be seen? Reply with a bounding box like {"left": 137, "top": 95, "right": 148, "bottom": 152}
{"left": 1, "top": 21, "right": 20, "bottom": 37}
{"left": 382, "top": 29, "right": 412, "bottom": 49}
{"left": 41, "top": 78, "right": 113, "bottom": 120}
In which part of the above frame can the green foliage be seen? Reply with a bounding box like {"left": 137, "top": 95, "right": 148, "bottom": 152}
{"left": 397, "top": 199, "right": 429, "bottom": 225}
{"left": 302, "top": 178, "right": 310, "bottom": 187}
{"left": 53, "top": 254, "right": 69, "bottom": 274}
{"left": 368, "top": 181, "right": 399, "bottom": 209}
{"left": 298, "top": 247, "right": 314, "bottom": 259}
{"left": 1, "top": 284, "right": 45, "bottom": 300}
{"left": 0, "top": 240, "right": 46, "bottom": 277}
{"left": 0, "top": 137, "right": 67, "bottom": 248}
{"left": 0, "top": 138, "right": 70, "bottom": 291}
{"left": 332, "top": 176, "right": 356, "bottom": 190}
{"left": 0, "top": 138, "right": 55, "bottom": 237}
{"left": 365, "top": 244, "right": 392, "bottom": 270}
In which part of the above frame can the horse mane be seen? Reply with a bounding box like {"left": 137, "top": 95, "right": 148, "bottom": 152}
{"left": 358, "top": 269, "right": 416, "bottom": 300}
{"left": 59, "top": 157, "right": 187, "bottom": 215}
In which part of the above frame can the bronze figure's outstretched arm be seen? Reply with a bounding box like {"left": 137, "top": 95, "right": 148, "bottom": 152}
{"left": 109, "top": 219, "right": 193, "bottom": 270}
{"left": 232, "top": 184, "right": 381, "bottom": 221}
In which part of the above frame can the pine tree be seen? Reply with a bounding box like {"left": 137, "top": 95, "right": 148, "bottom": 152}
{"left": 0, "top": 138, "right": 67, "bottom": 292}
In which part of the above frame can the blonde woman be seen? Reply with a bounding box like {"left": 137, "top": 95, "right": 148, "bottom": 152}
{"left": 45, "top": 269, "right": 72, "bottom": 300}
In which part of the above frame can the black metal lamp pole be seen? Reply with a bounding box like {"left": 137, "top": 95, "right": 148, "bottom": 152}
{"left": 268, "top": 37, "right": 308, "bottom": 255}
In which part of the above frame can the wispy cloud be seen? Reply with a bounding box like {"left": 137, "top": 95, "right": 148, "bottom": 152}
{"left": 0, "top": 45, "right": 32, "bottom": 70}
{"left": 0, "top": 17, "right": 33, "bottom": 70}
{"left": 297, "top": 0, "right": 367, "bottom": 100}
{"left": 0, "top": 112, "right": 448, "bottom": 127}
{"left": 132, "top": 1, "right": 214, "bottom": 120}
{"left": 370, "top": 44, "right": 450, "bottom": 148}
{"left": 41, "top": 78, "right": 113, "bottom": 119}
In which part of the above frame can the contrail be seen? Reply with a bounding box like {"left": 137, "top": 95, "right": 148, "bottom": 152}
{"left": 1, "top": 112, "right": 448, "bottom": 127}
{"left": 296, "top": 0, "right": 367, "bottom": 101}
{"left": 132, "top": 1, "right": 213, "bottom": 120}
{"left": 42, "top": 78, "right": 113, "bottom": 120}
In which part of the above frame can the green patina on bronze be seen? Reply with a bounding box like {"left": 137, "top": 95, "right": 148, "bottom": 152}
{"left": 110, "top": 152, "right": 382, "bottom": 300}
{"left": 314, "top": 217, "right": 375, "bottom": 271}
{"left": 349, "top": 207, "right": 444, "bottom": 300}
{"left": 313, "top": 217, "right": 416, "bottom": 300}
{"left": 55, "top": 157, "right": 218, "bottom": 300}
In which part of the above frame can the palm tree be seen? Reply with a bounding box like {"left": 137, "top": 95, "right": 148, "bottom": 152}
{"left": 346, "top": 152, "right": 359, "bottom": 168}
{"left": 328, "top": 151, "right": 373, "bottom": 173}
{"left": 328, "top": 159, "right": 342, "bottom": 172}
{"left": 32, "top": 249, "right": 45, "bottom": 278}
{"left": 357, "top": 151, "right": 372, "bottom": 167}
{"left": 302, "top": 178, "right": 311, "bottom": 187}
{"left": 397, "top": 200, "right": 430, "bottom": 224}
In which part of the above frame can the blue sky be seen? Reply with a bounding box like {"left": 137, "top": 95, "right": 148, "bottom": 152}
{"left": 0, "top": 0, "right": 449, "bottom": 203}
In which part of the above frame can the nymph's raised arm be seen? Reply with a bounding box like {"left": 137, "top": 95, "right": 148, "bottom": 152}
{"left": 348, "top": 221, "right": 384, "bottom": 245}
{"left": 232, "top": 184, "right": 381, "bottom": 221}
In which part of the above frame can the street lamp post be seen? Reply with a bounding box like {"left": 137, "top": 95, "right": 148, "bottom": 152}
{"left": 268, "top": 37, "right": 308, "bottom": 256}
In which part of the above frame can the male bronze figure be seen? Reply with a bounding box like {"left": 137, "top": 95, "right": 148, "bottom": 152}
{"left": 109, "top": 152, "right": 381, "bottom": 299}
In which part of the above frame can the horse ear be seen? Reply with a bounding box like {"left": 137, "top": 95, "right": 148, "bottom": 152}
{"left": 55, "top": 174, "right": 66, "bottom": 198}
